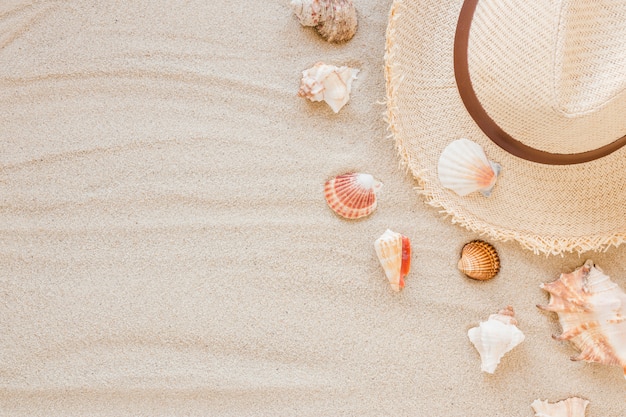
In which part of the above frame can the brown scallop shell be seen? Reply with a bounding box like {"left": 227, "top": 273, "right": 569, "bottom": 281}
{"left": 458, "top": 240, "right": 500, "bottom": 280}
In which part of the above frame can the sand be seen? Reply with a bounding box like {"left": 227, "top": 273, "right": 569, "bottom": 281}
{"left": 0, "top": 1, "right": 624, "bottom": 416}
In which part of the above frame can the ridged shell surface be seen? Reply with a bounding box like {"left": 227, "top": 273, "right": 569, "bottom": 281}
{"left": 437, "top": 138, "right": 501, "bottom": 197}
{"left": 538, "top": 260, "right": 626, "bottom": 379}
{"left": 290, "top": 0, "right": 357, "bottom": 42}
{"left": 458, "top": 240, "right": 500, "bottom": 280}
{"left": 298, "top": 62, "right": 359, "bottom": 113}
{"left": 374, "top": 229, "right": 411, "bottom": 292}
{"left": 531, "top": 397, "right": 589, "bottom": 417}
{"left": 324, "top": 173, "right": 382, "bottom": 219}
{"left": 468, "top": 306, "right": 525, "bottom": 373}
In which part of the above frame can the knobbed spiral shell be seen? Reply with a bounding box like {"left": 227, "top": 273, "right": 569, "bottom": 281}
{"left": 468, "top": 306, "right": 525, "bottom": 373}
{"left": 538, "top": 260, "right": 626, "bottom": 380}
{"left": 458, "top": 240, "right": 500, "bottom": 280}
{"left": 299, "top": 62, "right": 359, "bottom": 113}
{"left": 531, "top": 397, "right": 589, "bottom": 417}
{"left": 290, "top": 0, "right": 357, "bottom": 43}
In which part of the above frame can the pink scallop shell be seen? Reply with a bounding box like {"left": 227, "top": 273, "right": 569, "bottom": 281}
{"left": 324, "top": 173, "right": 382, "bottom": 219}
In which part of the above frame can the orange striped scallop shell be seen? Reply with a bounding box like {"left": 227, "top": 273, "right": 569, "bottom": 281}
{"left": 324, "top": 173, "right": 382, "bottom": 219}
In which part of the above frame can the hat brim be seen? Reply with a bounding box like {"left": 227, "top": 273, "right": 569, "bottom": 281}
{"left": 384, "top": 0, "right": 626, "bottom": 255}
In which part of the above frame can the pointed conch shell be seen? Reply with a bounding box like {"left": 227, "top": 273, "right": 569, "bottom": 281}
{"left": 538, "top": 260, "right": 626, "bottom": 380}
{"left": 458, "top": 240, "right": 500, "bottom": 280}
{"left": 437, "top": 138, "right": 501, "bottom": 197}
{"left": 324, "top": 173, "right": 382, "bottom": 219}
{"left": 531, "top": 397, "right": 589, "bottom": 417}
{"left": 468, "top": 306, "right": 525, "bottom": 373}
{"left": 290, "top": 0, "right": 357, "bottom": 43}
{"left": 374, "top": 229, "right": 411, "bottom": 292}
{"left": 299, "top": 62, "right": 359, "bottom": 113}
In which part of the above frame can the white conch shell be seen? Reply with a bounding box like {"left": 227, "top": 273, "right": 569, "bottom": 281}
{"left": 531, "top": 397, "right": 589, "bottom": 417}
{"left": 290, "top": 0, "right": 357, "bottom": 42}
{"left": 468, "top": 306, "right": 525, "bottom": 373}
{"left": 538, "top": 260, "right": 626, "bottom": 379}
{"left": 374, "top": 229, "right": 411, "bottom": 292}
{"left": 298, "top": 62, "right": 359, "bottom": 113}
{"left": 437, "top": 138, "right": 501, "bottom": 197}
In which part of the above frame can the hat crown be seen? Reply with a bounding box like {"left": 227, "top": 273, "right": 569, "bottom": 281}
{"left": 555, "top": 0, "right": 626, "bottom": 116}
{"left": 463, "top": 0, "right": 626, "bottom": 158}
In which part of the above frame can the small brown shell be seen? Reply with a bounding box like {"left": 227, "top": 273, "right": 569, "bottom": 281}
{"left": 291, "top": 0, "right": 358, "bottom": 43}
{"left": 458, "top": 240, "right": 500, "bottom": 280}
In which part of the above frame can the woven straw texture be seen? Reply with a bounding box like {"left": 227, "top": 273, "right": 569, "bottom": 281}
{"left": 385, "top": 0, "right": 626, "bottom": 255}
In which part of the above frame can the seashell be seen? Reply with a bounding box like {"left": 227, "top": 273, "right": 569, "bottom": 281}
{"left": 531, "top": 397, "right": 589, "bottom": 417}
{"left": 290, "top": 0, "right": 357, "bottom": 43}
{"left": 324, "top": 173, "right": 382, "bottom": 219}
{"left": 468, "top": 306, "right": 525, "bottom": 373}
{"left": 437, "top": 138, "right": 501, "bottom": 197}
{"left": 538, "top": 260, "right": 626, "bottom": 379}
{"left": 298, "top": 62, "right": 359, "bottom": 113}
{"left": 458, "top": 240, "right": 500, "bottom": 280}
{"left": 374, "top": 229, "right": 411, "bottom": 292}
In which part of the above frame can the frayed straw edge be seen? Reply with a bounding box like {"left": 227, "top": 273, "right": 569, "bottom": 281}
{"left": 383, "top": 0, "right": 626, "bottom": 256}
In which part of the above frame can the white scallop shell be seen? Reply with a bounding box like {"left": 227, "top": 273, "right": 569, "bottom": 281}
{"left": 468, "top": 306, "right": 525, "bottom": 373}
{"left": 531, "top": 397, "right": 589, "bottom": 417}
{"left": 298, "top": 62, "right": 359, "bottom": 113}
{"left": 290, "top": 0, "right": 357, "bottom": 43}
{"left": 438, "top": 138, "right": 501, "bottom": 197}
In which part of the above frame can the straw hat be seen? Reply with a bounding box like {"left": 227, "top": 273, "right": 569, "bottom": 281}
{"left": 385, "top": 0, "right": 626, "bottom": 255}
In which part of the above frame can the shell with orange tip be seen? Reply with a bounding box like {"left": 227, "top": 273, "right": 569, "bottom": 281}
{"left": 324, "top": 173, "right": 382, "bottom": 219}
{"left": 538, "top": 260, "right": 626, "bottom": 380}
{"left": 438, "top": 138, "right": 501, "bottom": 197}
{"left": 531, "top": 397, "right": 589, "bottom": 417}
{"left": 374, "top": 229, "right": 411, "bottom": 292}
{"left": 458, "top": 240, "right": 500, "bottom": 280}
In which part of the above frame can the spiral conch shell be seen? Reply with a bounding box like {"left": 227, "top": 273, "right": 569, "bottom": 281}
{"left": 531, "top": 397, "right": 589, "bottom": 417}
{"left": 374, "top": 229, "right": 411, "bottom": 292}
{"left": 290, "top": 0, "right": 357, "bottom": 43}
{"left": 538, "top": 260, "right": 626, "bottom": 379}
{"left": 438, "top": 138, "right": 501, "bottom": 197}
{"left": 324, "top": 173, "right": 382, "bottom": 219}
{"left": 458, "top": 240, "right": 500, "bottom": 280}
{"left": 468, "top": 306, "right": 525, "bottom": 373}
{"left": 299, "top": 62, "right": 359, "bottom": 113}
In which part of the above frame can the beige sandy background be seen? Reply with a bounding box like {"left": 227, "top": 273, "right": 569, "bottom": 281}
{"left": 0, "top": 1, "right": 624, "bottom": 416}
